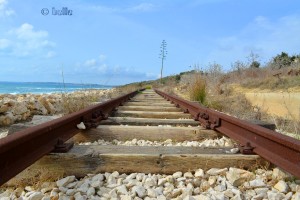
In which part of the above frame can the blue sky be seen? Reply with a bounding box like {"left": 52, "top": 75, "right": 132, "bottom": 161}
{"left": 1, "top": 0, "right": 300, "bottom": 85}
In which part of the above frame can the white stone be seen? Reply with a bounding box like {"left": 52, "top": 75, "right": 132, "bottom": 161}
{"left": 77, "top": 182, "right": 89, "bottom": 193}
{"left": 183, "top": 195, "right": 195, "bottom": 200}
{"left": 272, "top": 168, "right": 290, "bottom": 180}
{"left": 267, "top": 190, "right": 285, "bottom": 200}
{"left": 56, "top": 175, "right": 76, "bottom": 187}
{"left": 172, "top": 171, "right": 183, "bottom": 178}
{"left": 28, "top": 192, "right": 44, "bottom": 200}
{"left": 41, "top": 196, "right": 51, "bottom": 200}
{"left": 285, "top": 192, "right": 293, "bottom": 200}
{"left": 206, "top": 168, "right": 228, "bottom": 176}
{"left": 147, "top": 188, "right": 157, "bottom": 198}
{"left": 200, "top": 180, "right": 210, "bottom": 191}
{"left": 108, "top": 188, "right": 118, "bottom": 198}
{"left": 274, "top": 180, "right": 289, "bottom": 193}
{"left": 157, "top": 195, "right": 167, "bottom": 200}
{"left": 50, "top": 189, "right": 58, "bottom": 197}
{"left": 223, "top": 189, "right": 235, "bottom": 198}
{"left": 87, "top": 187, "right": 96, "bottom": 196}
{"left": 40, "top": 187, "right": 53, "bottom": 194}
{"left": 184, "top": 172, "right": 193, "bottom": 178}
{"left": 74, "top": 192, "right": 87, "bottom": 200}
{"left": 58, "top": 186, "right": 68, "bottom": 193}
{"left": 248, "top": 179, "right": 266, "bottom": 188}
{"left": 292, "top": 192, "right": 300, "bottom": 200}
{"left": 91, "top": 180, "right": 102, "bottom": 188}
{"left": 194, "top": 169, "right": 204, "bottom": 178}
{"left": 226, "top": 167, "right": 254, "bottom": 187}
{"left": 231, "top": 194, "right": 243, "bottom": 200}
{"left": 252, "top": 193, "right": 266, "bottom": 200}
{"left": 116, "top": 185, "right": 128, "bottom": 195}
{"left": 194, "top": 194, "right": 210, "bottom": 200}
{"left": 169, "top": 188, "right": 182, "bottom": 198}
{"left": 25, "top": 186, "right": 35, "bottom": 192}
{"left": 144, "top": 177, "right": 156, "bottom": 188}
{"left": 120, "top": 195, "right": 132, "bottom": 200}
{"left": 107, "top": 175, "right": 117, "bottom": 185}
{"left": 132, "top": 186, "right": 146, "bottom": 198}
{"left": 254, "top": 187, "right": 269, "bottom": 195}
{"left": 77, "top": 122, "right": 86, "bottom": 130}
{"left": 66, "top": 189, "right": 76, "bottom": 196}
{"left": 208, "top": 176, "right": 217, "bottom": 186}
{"left": 158, "top": 178, "right": 167, "bottom": 186}
{"left": 163, "top": 184, "right": 174, "bottom": 195}
{"left": 92, "top": 174, "right": 104, "bottom": 181}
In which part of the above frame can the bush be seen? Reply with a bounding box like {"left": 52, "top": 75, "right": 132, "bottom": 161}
{"left": 189, "top": 73, "right": 206, "bottom": 104}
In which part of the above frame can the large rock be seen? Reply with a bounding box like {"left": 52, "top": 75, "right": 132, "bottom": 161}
{"left": 38, "top": 97, "right": 55, "bottom": 114}
{"left": 12, "top": 102, "right": 28, "bottom": 115}
{"left": 0, "top": 112, "right": 15, "bottom": 126}
{"left": 28, "top": 100, "right": 48, "bottom": 115}
{"left": 0, "top": 104, "right": 9, "bottom": 113}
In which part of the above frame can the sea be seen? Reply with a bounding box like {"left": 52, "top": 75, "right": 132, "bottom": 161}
{"left": 0, "top": 82, "right": 114, "bottom": 94}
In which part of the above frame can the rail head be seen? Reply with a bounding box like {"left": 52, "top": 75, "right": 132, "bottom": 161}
{"left": 154, "top": 89, "right": 300, "bottom": 178}
{"left": 0, "top": 89, "right": 142, "bottom": 186}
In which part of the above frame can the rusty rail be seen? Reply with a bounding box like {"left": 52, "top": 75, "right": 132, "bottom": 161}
{"left": 155, "top": 89, "right": 300, "bottom": 178}
{"left": 0, "top": 89, "right": 142, "bottom": 186}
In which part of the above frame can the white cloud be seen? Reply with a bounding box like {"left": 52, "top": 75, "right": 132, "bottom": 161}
{"left": 45, "top": 51, "right": 56, "bottom": 58}
{"left": 14, "top": 23, "right": 48, "bottom": 40}
{"left": 84, "top": 59, "right": 97, "bottom": 67}
{"left": 0, "top": 0, "right": 15, "bottom": 17}
{"left": 127, "top": 3, "right": 156, "bottom": 12}
{"left": 206, "top": 14, "right": 300, "bottom": 67}
{"left": 0, "top": 23, "right": 55, "bottom": 57}
{"left": 99, "top": 54, "right": 106, "bottom": 62}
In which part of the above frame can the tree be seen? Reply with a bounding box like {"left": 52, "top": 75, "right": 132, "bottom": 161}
{"left": 250, "top": 60, "right": 260, "bottom": 68}
{"left": 247, "top": 51, "right": 260, "bottom": 68}
{"left": 159, "top": 40, "right": 167, "bottom": 84}
{"left": 272, "top": 52, "right": 293, "bottom": 69}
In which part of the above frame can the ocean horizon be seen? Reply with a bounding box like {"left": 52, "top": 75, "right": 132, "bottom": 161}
{"left": 0, "top": 81, "right": 115, "bottom": 94}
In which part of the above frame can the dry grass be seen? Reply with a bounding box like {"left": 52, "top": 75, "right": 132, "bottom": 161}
{"left": 4, "top": 167, "right": 63, "bottom": 189}
{"left": 61, "top": 90, "right": 104, "bottom": 114}
{"left": 188, "top": 73, "right": 206, "bottom": 104}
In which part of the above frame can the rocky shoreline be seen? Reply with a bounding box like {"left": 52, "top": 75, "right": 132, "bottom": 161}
{"left": 0, "top": 89, "right": 118, "bottom": 127}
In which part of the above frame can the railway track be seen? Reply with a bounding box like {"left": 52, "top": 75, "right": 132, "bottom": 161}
{"left": 0, "top": 89, "right": 300, "bottom": 187}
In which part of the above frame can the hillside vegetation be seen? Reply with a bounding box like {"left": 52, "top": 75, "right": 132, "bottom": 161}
{"left": 123, "top": 52, "right": 300, "bottom": 138}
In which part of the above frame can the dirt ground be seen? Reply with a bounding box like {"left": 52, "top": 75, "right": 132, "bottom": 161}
{"left": 232, "top": 85, "right": 300, "bottom": 120}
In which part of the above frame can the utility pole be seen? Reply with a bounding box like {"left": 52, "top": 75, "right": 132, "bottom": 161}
{"left": 159, "top": 40, "right": 167, "bottom": 84}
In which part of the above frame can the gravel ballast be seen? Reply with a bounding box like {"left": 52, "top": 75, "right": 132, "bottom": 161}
{"left": 1, "top": 167, "right": 300, "bottom": 200}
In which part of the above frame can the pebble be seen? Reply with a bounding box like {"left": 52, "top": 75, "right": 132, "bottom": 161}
{"left": 1, "top": 167, "right": 299, "bottom": 200}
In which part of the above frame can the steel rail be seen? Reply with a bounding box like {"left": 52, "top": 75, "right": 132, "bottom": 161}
{"left": 0, "top": 90, "right": 141, "bottom": 186}
{"left": 155, "top": 89, "right": 300, "bottom": 178}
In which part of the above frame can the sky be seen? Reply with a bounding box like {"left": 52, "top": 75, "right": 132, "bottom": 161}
{"left": 0, "top": 0, "right": 300, "bottom": 85}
